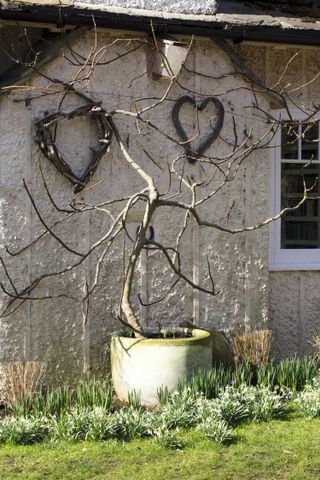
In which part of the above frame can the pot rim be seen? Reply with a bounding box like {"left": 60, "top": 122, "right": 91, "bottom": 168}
{"left": 112, "top": 327, "right": 211, "bottom": 346}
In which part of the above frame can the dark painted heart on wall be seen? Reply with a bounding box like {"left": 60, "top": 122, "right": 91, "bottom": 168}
{"left": 172, "top": 96, "right": 224, "bottom": 163}
{"left": 35, "top": 104, "right": 113, "bottom": 193}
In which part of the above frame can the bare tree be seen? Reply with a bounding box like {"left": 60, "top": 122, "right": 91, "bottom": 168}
{"left": 0, "top": 24, "right": 319, "bottom": 339}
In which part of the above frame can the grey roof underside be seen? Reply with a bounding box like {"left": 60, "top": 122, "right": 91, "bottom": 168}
{"left": 0, "top": 0, "right": 319, "bottom": 46}
{"left": 0, "top": 0, "right": 319, "bottom": 91}
{"left": 227, "top": 1, "right": 320, "bottom": 19}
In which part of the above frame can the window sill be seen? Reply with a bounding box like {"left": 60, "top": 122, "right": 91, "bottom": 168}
{"left": 269, "top": 262, "right": 320, "bottom": 271}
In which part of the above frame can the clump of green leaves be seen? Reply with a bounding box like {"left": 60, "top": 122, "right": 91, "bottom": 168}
{"left": 33, "top": 385, "right": 73, "bottom": 418}
{"left": 85, "top": 408, "right": 117, "bottom": 441}
{"left": 0, "top": 416, "right": 50, "bottom": 445}
{"left": 154, "top": 427, "right": 184, "bottom": 450}
{"left": 127, "top": 390, "right": 141, "bottom": 410}
{"left": 176, "top": 356, "right": 318, "bottom": 399}
{"left": 51, "top": 407, "right": 117, "bottom": 442}
{"left": 118, "top": 328, "right": 135, "bottom": 338}
{"left": 232, "top": 361, "right": 254, "bottom": 387}
{"left": 201, "top": 384, "right": 285, "bottom": 425}
{"left": 76, "top": 378, "right": 113, "bottom": 412}
{"left": 295, "top": 379, "right": 320, "bottom": 418}
{"left": 245, "top": 385, "right": 285, "bottom": 421}
{"left": 275, "top": 355, "right": 318, "bottom": 392}
{"left": 157, "top": 386, "right": 171, "bottom": 405}
{"left": 112, "top": 407, "right": 153, "bottom": 440}
{"left": 0, "top": 384, "right": 287, "bottom": 447}
{"left": 155, "top": 388, "right": 236, "bottom": 444}
{"left": 197, "top": 417, "right": 233, "bottom": 444}
{"left": 0, "top": 363, "right": 309, "bottom": 449}
{"left": 158, "top": 388, "right": 203, "bottom": 429}
{"left": 177, "top": 366, "right": 232, "bottom": 399}
{"left": 10, "top": 377, "right": 113, "bottom": 419}
{"left": 256, "top": 359, "right": 277, "bottom": 387}
{"left": 50, "top": 409, "right": 93, "bottom": 442}
{"left": 211, "top": 387, "right": 249, "bottom": 425}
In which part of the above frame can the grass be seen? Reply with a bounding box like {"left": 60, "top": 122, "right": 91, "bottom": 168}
{"left": 0, "top": 415, "right": 320, "bottom": 480}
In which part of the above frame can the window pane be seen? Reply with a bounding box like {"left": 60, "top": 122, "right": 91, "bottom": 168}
{"left": 281, "top": 122, "right": 299, "bottom": 159}
{"left": 281, "top": 163, "right": 320, "bottom": 249}
{"left": 301, "top": 122, "right": 319, "bottom": 160}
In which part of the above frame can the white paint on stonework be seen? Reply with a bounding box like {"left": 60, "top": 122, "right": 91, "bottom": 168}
{"left": 77, "top": 0, "right": 218, "bottom": 14}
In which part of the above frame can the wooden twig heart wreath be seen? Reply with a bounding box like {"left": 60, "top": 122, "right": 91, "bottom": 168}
{"left": 35, "top": 103, "right": 113, "bottom": 193}
{"left": 172, "top": 96, "right": 224, "bottom": 163}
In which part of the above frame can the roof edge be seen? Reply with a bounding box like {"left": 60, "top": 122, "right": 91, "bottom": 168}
{"left": 1, "top": 1, "right": 320, "bottom": 46}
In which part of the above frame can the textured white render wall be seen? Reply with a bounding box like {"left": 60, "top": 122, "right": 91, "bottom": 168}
{"left": 0, "top": 32, "right": 317, "bottom": 385}
{"left": 269, "top": 272, "right": 320, "bottom": 358}
{"left": 76, "top": 0, "right": 218, "bottom": 14}
{"left": 229, "top": 45, "right": 320, "bottom": 360}
{"left": 265, "top": 47, "right": 320, "bottom": 359}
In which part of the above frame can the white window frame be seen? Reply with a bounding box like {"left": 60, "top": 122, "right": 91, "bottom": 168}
{"left": 269, "top": 110, "right": 320, "bottom": 271}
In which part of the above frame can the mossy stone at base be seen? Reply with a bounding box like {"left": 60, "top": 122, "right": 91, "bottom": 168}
{"left": 111, "top": 328, "right": 212, "bottom": 406}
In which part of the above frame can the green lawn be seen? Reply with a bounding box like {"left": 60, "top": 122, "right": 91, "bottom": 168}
{"left": 0, "top": 416, "right": 320, "bottom": 480}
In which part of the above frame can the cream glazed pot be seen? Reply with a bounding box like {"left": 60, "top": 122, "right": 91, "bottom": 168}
{"left": 111, "top": 327, "right": 212, "bottom": 405}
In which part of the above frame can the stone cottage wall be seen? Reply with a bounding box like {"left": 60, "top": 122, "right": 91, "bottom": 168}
{"left": 0, "top": 30, "right": 318, "bottom": 385}
{"left": 240, "top": 44, "right": 320, "bottom": 359}
{"left": 265, "top": 47, "right": 320, "bottom": 358}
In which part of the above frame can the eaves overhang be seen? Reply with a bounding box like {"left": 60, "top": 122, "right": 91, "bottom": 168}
{"left": 1, "top": 0, "right": 320, "bottom": 47}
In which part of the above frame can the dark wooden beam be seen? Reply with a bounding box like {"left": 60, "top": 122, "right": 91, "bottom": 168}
{"left": 1, "top": 2, "right": 320, "bottom": 46}
{"left": 213, "top": 38, "right": 284, "bottom": 108}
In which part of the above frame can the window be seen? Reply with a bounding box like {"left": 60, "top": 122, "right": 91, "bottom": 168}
{"left": 269, "top": 114, "right": 320, "bottom": 270}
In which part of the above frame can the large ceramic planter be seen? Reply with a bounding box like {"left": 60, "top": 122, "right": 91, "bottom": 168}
{"left": 111, "top": 327, "right": 212, "bottom": 405}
